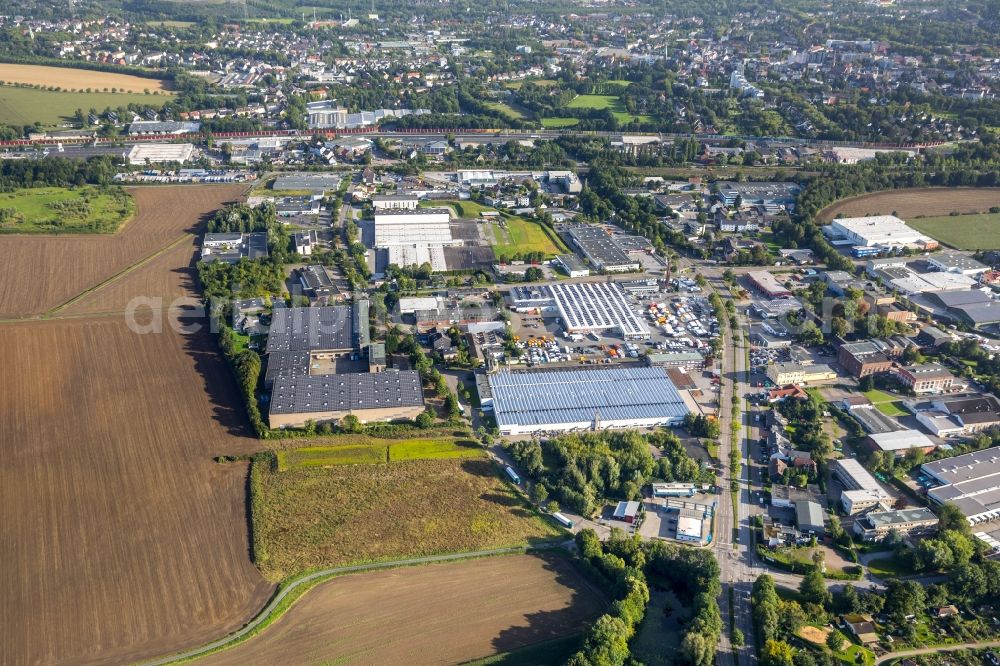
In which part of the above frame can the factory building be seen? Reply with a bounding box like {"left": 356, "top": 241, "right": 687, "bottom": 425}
{"left": 488, "top": 366, "right": 688, "bottom": 436}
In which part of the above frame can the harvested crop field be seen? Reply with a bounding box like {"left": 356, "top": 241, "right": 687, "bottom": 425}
{"left": 0, "top": 183, "right": 272, "bottom": 664}
{"left": 199, "top": 553, "right": 606, "bottom": 666}
{"left": 252, "top": 456, "right": 564, "bottom": 581}
{"left": 816, "top": 187, "right": 1000, "bottom": 222}
{"left": 0, "top": 319, "right": 272, "bottom": 665}
{"left": 0, "top": 184, "right": 246, "bottom": 318}
{"left": 0, "top": 63, "right": 172, "bottom": 93}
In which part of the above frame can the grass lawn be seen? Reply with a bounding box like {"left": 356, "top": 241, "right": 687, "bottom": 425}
{"left": 564, "top": 94, "right": 649, "bottom": 124}
{"left": 421, "top": 199, "right": 497, "bottom": 218}
{"left": 834, "top": 644, "right": 875, "bottom": 666}
{"left": 0, "top": 186, "right": 134, "bottom": 234}
{"left": 505, "top": 79, "right": 558, "bottom": 90}
{"left": 276, "top": 437, "right": 484, "bottom": 470}
{"left": 491, "top": 215, "right": 566, "bottom": 260}
{"left": 862, "top": 389, "right": 900, "bottom": 404}
{"left": 541, "top": 117, "right": 580, "bottom": 128}
{"left": 875, "top": 401, "right": 908, "bottom": 417}
{"left": 0, "top": 85, "right": 162, "bottom": 127}
{"left": 250, "top": 455, "right": 563, "bottom": 581}
{"left": 906, "top": 212, "right": 1000, "bottom": 250}
{"left": 484, "top": 101, "right": 527, "bottom": 121}
{"left": 867, "top": 556, "right": 916, "bottom": 578}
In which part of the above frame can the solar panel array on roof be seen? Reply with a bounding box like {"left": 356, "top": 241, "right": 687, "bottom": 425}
{"left": 266, "top": 306, "right": 355, "bottom": 353}
{"left": 269, "top": 371, "right": 424, "bottom": 415}
{"left": 489, "top": 366, "right": 688, "bottom": 432}
{"left": 550, "top": 282, "right": 650, "bottom": 339}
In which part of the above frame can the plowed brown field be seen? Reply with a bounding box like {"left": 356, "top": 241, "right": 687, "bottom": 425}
{"left": 0, "top": 184, "right": 246, "bottom": 318}
{"left": 0, "top": 184, "right": 272, "bottom": 665}
{"left": 200, "top": 554, "right": 606, "bottom": 666}
{"left": 816, "top": 187, "right": 1000, "bottom": 222}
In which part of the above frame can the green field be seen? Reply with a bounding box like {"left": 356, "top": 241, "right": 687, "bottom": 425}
{"left": 276, "top": 437, "right": 484, "bottom": 470}
{"left": 423, "top": 199, "right": 498, "bottom": 218}
{"left": 564, "top": 94, "right": 650, "bottom": 124}
{"left": 251, "top": 454, "right": 563, "bottom": 581}
{"left": 0, "top": 186, "right": 135, "bottom": 234}
{"left": 861, "top": 389, "right": 909, "bottom": 417}
{"left": 488, "top": 215, "right": 567, "bottom": 260}
{"left": 907, "top": 212, "right": 1000, "bottom": 250}
{"left": 541, "top": 117, "right": 581, "bottom": 128}
{"left": 867, "top": 556, "right": 916, "bottom": 578}
{"left": 0, "top": 85, "right": 163, "bottom": 127}
{"left": 484, "top": 101, "right": 527, "bottom": 121}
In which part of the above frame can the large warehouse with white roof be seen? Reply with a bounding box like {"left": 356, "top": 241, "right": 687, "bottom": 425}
{"left": 922, "top": 446, "right": 1000, "bottom": 524}
{"left": 488, "top": 366, "right": 688, "bottom": 435}
{"left": 824, "top": 215, "right": 938, "bottom": 251}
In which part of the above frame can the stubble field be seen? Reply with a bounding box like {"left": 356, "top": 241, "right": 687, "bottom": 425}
{"left": 816, "top": 187, "right": 1000, "bottom": 222}
{"left": 0, "top": 184, "right": 273, "bottom": 665}
{"left": 199, "top": 554, "right": 606, "bottom": 666}
{"left": 0, "top": 63, "right": 172, "bottom": 93}
{"left": 0, "top": 184, "right": 247, "bottom": 318}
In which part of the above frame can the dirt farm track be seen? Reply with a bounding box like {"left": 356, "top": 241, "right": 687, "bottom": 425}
{"left": 0, "top": 185, "right": 273, "bottom": 665}
{"left": 199, "top": 554, "right": 606, "bottom": 666}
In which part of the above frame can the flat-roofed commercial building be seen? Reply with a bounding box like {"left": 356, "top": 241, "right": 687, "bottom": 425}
{"left": 550, "top": 282, "right": 651, "bottom": 340}
{"left": 373, "top": 209, "right": 454, "bottom": 247}
{"left": 564, "top": 226, "right": 640, "bottom": 273}
{"left": 746, "top": 271, "right": 792, "bottom": 299}
{"left": 831, "top": 458, "right": 893, "bottom": 514}
{"left": 853, "top": 507, "right": 939, "bottom": 542}
{"left": 372, "top": 194, "right": 419, "bottom": 210}
{"left": 922, "top": 446, "right": 1000, "bottom": 525}
{"left": 825, "top": 215, "right": 938, "bottom": 251}
{"left": 127, "top": 142, "right": 195, "bottom": 164}
{"left": 926, "top": 251, "right": 988, "bottom": 276}
{"left": 795, "top": 500, "right": 826, "bottom": 535}
{"left": 766, "top": 362, "right": 837, "bottom": 386}
{"left": 268, "top": 370, "right": 425, "bottom": 428}
{"left": 488, "top": 366, "right": 688, "bottom": 436}
{"left": 866, "top": 429, "right": 937, "bottom": 457}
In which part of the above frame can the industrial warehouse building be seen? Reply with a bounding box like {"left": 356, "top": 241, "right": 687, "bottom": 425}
{"left": 372, "top": 208, "right": 458, "bottom": 273}
{"left": 550, "top": 282, "right": 651, "bottom": 340}
{"left": 745, "top": 271, "right": 792, "bottom": 299}
{"left": 922, "top": 447, "right": 1000, "bottom": 524}
{"left": 824, "top": 215, "right": 938, "bottom": 251}
{"left": 831, "top": 458, "right": 893, "bottom": 515}
{"left": 264, "top": 303, "right": 426, "bottom": 428}
{"left": 766, "top": 362, "right": 837, "bottom": 385}
{"left": 564, "top": 226, "right": 641, "bottom": 273}
{"left": 488, "top": 366, "right": 688, "bottom": 435}
{"left": 201, "top": 232, "right": 269, "bottom": 263}
{"left": 373, "top": 209, "right": 454, "bottom": 246}
{"left": 268, "top": 372, "right": 425, "bottom": 428}
{"left": 126, "top": 142, "right": 195, "bottom": 165}
{"left": 853, "top": 507, "right": 939, "bottom": 542}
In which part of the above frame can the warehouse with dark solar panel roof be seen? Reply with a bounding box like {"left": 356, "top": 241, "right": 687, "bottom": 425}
{"left": 488, "top": 366, "right": 689, "bottom": 436}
